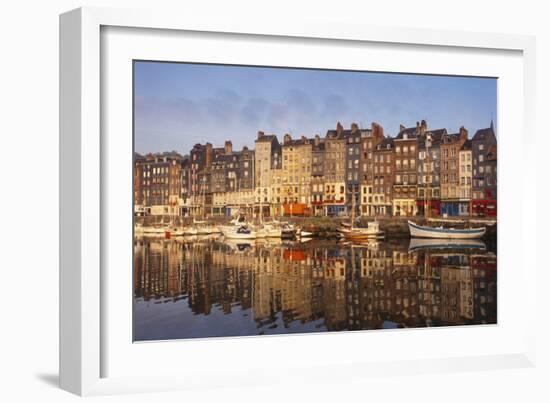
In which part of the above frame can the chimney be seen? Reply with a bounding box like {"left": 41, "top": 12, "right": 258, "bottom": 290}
{"left": 283, "top": 133, "right": 292, "bottom": 145}
{"left": 314, "top": 134, "right": 320, "bottom": 146}
{"left": 372, "top": 122, "right": 384, "bottom": 141}
{"left": 459, "top": 126, "right": 468, "bottom": 141}
{"left": 224, "top": 140, "right": 233, "bottom": 155}
{"left": 420, "top": 119, "right": 427, "bottom": 135}
{"left": 399, "top": 124, "right": 406, "bottom": 133}
{"left": 416, "top": 121, "right": 420, "bottom": 132}
{"left": 257, "top": 131, "right": 265, "bottom": 140}
{"left": 336, "top": 122, "right": 344, "bottom": 136}
{"left": 205, "top": 143, "right": 213, "bottom": 168}
{"left": 351, "top": 122, "right": 359, "bottom": 134}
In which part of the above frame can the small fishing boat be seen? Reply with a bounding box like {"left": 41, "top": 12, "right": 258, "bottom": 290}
{"left": 166, "top": 227, "right": 186, "bottom": 237}
{"left": 183, "top": 226, "right": 198, "bottom": 236}
{"left": 408, "top": 237, "right": 486, "bottom": 252}
{"left": 408, "top": 220, "right": 486, "bottom": 239}
{"left": 338, "top": 189, "right": 384, "bottom": 240}
{"left": 280, "top": 223, "right": 297, "bottom": 239}
{"left": 142, "top": 226, "right": 168, "bottom": 235}
{"left": 338, "top": 221, "right": 384, "bottom": 240}
{"left": 222, "top": 225, "right": 257, "bottom": 240}
{"left": 296, "top": 227, "right": 314, "bottom": 238}
{"left": 261, "top": 223, "right": 282, "bottom": 238}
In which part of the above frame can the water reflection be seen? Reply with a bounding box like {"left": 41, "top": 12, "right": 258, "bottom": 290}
{"left": 134, "top": 236, "right": 496, "bottom": 341}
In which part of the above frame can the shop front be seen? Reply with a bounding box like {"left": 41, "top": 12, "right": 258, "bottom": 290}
{"left": 325, "top": 204, "right": 346, "bottom": 216}
{"left": 471, "top": 199, "right": 497, "bottom": 217}
{"left": 283, "top": 203, "right": 309, "bottom": 216}
{"left": 393, "top": 199, "right": 416, "bottom": 216}
{"left": 458, "top": 201, "right": 470, "bottom": 216}
{"left": 440, "top": 200, "right": 460, "bottom": 216}
{"left": 415, "top": 200, "right": 441, "bottom": 217}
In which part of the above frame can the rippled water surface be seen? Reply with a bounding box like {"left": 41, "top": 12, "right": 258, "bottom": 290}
{"left": 134, "top": 236, "right": 496, "bottom": 341}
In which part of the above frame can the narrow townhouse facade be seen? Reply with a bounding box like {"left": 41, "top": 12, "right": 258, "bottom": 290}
{"left": 281, "top": 134, "right": 313, "bottom": 216}
{"left": 270, "top": 168, "right": 284, "bottom": 217}
{"left": 238, "top": 146, "right": 255, "bottom": 191}
{"left": 180, "top": 158, "right": 191, "bottom": 216}
{"left": 371, "top": 137, "right": 395, "bottom": 216}
{"left": 392, "top": 122, "right": 423, "bottom": 216}
{"left": 254, "top": 131, "right": 281, "bottom": 218}
{"left": 416, "top": 128, "right": 445, "bottom": 217}
{"left": 440, "top": 127, "right": 468, "bottom": 216}
{"left": 359, "top": 122, "right": 385, "bottom": 216}
{"left": 344, "top": 123, "right": 362, "bottom": 215}
{"left": 189, "top": 142, "right": 213, "bottom": 217}
{"left": 471, "top": 123, "right": 497, "bottom": 217}
{"left": 324, "top": 123, "right": 346, "bottom": 216}
{"left": 134, "top": 153, "right": 145, "bottom": 215}
{"left": 311, "top": 135, "right": 326, "bottom": 216}
{"left": 458, "top": 139, "right": 472, "bottom": 216}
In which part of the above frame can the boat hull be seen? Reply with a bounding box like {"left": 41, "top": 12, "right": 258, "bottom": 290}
{"left": 408, "top": 238, "right": 486, "bottom": 252}
{"left": 338, "top": 228, "right": 384, "bottom": 239}
{"left": 222, "top": 229, "right": 257, "bottom": 239}
{"left": 408, "top": 220, "right": 486, "bottom": 239}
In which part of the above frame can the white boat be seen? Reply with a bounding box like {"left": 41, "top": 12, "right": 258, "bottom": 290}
{"left": 338, "top": 188, "right": 384, "bottom": 240}
{"left": 280, "top": 223, "right": 296, "bottom": 239}
{"left": 166, "top": 227, "right": 186, "bottom": 236}
{"left": 142, "top": 226, "right": 167, "bottom": 235}
{"left": 261, "top": 223, "right": 282, "bottom": 238}
{"left": 194, "top": 225, "right": 221, "bottom": 235}
{"left": 338, "top": 221, "right": 384, "bottom": 239}
{"left": 183, "top": 226, "right": 198, "bottom": 236}
{"left": 408, "top": 220, "right": 486, "bottom": 239}
{"left": 222, "top": 225, "right": 257, "bottom": 240}
{"left": 299, "top": 230, "right": 314, "bottom": 238}
{"left": 408, "top": 238, "right": 486, "bottom": 252}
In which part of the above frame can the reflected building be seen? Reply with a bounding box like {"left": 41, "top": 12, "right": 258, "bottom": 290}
{"left": 134, "top": 238, "right": 497, "bottom": 340}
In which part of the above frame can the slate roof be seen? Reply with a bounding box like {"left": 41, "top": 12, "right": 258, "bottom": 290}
{"left": 418, "top": 129, "right": 446, "bottom": 148}
{"left": 255, "top": 134, "right": 278, "bottom": 143}
{"left": 283, "top": 137, "right": 313, "bottom": 147}
{"left": 472, "top": 127, "right": 495, "bottom": 141}
{"left": 460, "top": 139, "right": 472, "bottom": 151}
{"left": 376, "top": 137, "right": 394, "bottom": 150}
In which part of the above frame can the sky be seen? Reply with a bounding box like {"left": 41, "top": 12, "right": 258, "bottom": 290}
{"left": 134, "top": 61, "right": 497, "bottom": 155}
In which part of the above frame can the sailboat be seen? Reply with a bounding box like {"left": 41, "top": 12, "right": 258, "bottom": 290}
{"left": 338, "top": 187, "right": 384, "bottom": 240}
{"left": 188, "top": 178, "right": 220, "bottom": 235}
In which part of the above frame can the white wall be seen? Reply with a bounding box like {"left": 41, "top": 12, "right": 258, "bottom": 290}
{"left": 0, "top": 0, "right": 548, "bottom": 402}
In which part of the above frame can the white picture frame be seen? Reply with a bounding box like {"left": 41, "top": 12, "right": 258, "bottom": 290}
{"left": 60, "top": 6, "right": 537, "bottom": 396}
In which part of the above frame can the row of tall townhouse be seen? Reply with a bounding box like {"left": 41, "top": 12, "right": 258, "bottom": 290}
{"left": 134, "top": 120, "right": 497, "bottom": 218}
